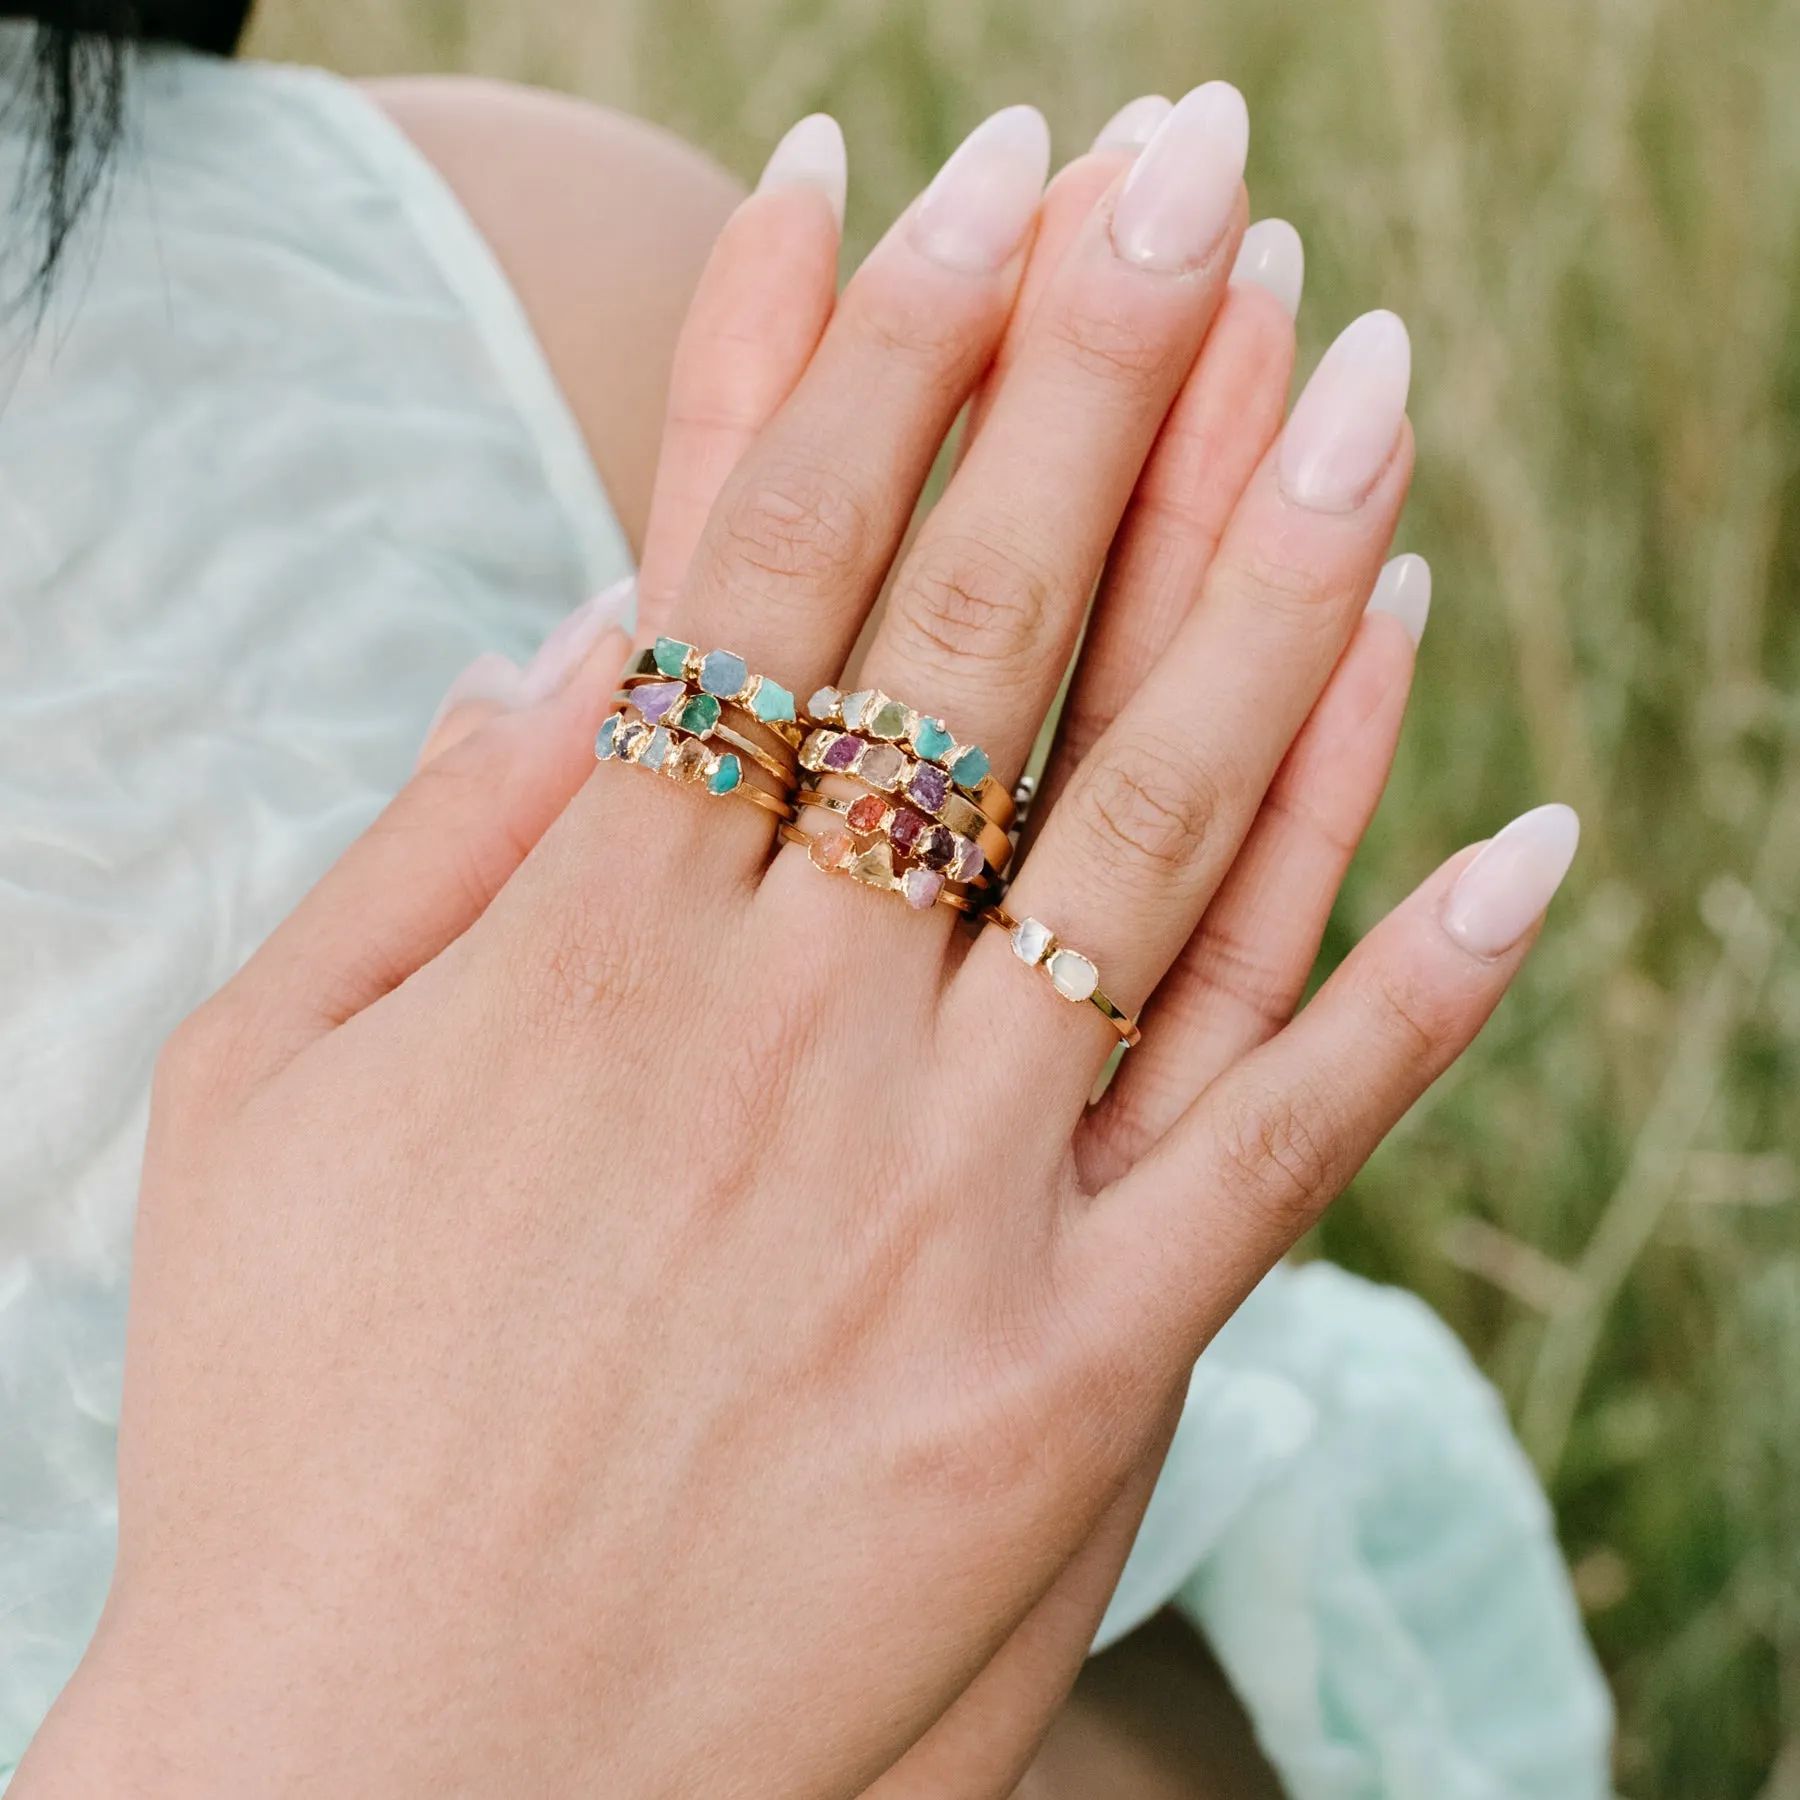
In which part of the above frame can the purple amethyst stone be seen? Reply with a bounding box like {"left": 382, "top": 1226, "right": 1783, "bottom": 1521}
{"left": 823, "top": 734, "right": 865, "bottom": 772}
{"left": 907, "top": 763, "right": 950, "bottom": 815}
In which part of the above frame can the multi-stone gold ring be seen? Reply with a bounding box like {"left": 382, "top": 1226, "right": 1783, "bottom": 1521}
{"left": 984, "top": 905, "right": 1141, "bottom": 1047}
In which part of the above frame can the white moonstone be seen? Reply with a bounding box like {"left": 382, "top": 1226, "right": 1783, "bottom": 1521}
{"left": 1012, "top": 917, "right": 1053, "bottom": 966}
{"left": 1048, "top": 948, "right": 1099, "bottom": 1002}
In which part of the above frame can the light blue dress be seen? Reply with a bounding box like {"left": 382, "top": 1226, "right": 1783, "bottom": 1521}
{"left": 0, "top": 35, "right": 1613, "bottom": 1797}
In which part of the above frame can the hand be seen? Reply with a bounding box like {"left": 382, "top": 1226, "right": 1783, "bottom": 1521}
{"left": 18, "top": 88, "right": 1573, "bottom": 1800}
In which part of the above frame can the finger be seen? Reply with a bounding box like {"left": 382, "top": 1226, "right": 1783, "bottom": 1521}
{"left": 668, "top": 106, "right": 1052, "bottom": 690}
{"left": 1085, "top": 577, "right": 1425, "bottom": 1184}
{"left": 1091, "top": 804, "right": 1581, "bottom": 1356}
{"left": 851, "top": 84, "right": 1251, "bottom": 782}
{"left": 964, "top": 309, "right": 1414, "bottom": 1068}
{"left": 634, "top": 116, "right": 847, "bottom": 635}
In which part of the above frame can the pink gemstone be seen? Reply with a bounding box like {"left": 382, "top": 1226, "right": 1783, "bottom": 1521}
{"left": 949, "top": 837, "right": 986, "bottom": 882}
{"left": 846, "top": 794, "right": 889, "bottom": 833}
{"left": 903, "top": 868, "right": 944, "bottom": 909}
{"left": 823, "top": 734, "right": 864, "bottom": 772}
{"left": 634, "top": 680, "right": 686, "bottom": 725}
{"left": 859, "top": 744, "right": 907, "bottom": 791}
{"left": 888, "top": 808, "right": 926, "bottom": 854}
{"left": 907, "top": 763, "right": 950, "bottom": 815}
{"left": 809, "top": 826, "right": 853, "bottom": 871}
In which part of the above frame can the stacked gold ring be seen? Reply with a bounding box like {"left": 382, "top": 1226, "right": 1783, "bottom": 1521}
{"left": 626, "top": 640, "right": 803, "bottom": 747}
{"left": 985, "top": 906, "right": 1141, "bottom": 1047}
{"left": 596, "top": 710, "right": 792, "bottom": 817}
{"left": 778, "top": 822, "right": 983, "bottom": 912}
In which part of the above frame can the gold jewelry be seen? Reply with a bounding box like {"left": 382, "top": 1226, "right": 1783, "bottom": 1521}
{"left": 596, "top": 711, "right": 794, "bottom": 819}
{"left": 798, "top": 727, "right": 1018, "bottom": 840}
{"left": 984, "top": 906, "right": 1141, "bottom": 1047}
{"left": 625, "top": 640, "right": 803, "bottom": 746}
{"left": 616, "top": 684, "right": 796, "bottom": 785}
{"left": 797, "top": 786, "right": 1008, "bottom": 882}
{"left": 779, "top": 824, "right": 978, "bottom": 912}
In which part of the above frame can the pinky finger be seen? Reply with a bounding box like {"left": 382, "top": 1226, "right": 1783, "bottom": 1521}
{"left": 1093, "top": 804, "right": 1581, "bottom": 1351}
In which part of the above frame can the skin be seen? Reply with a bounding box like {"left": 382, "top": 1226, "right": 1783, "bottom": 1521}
{"left": 14, "top": 107, "right": 1529, "bottom": 1800}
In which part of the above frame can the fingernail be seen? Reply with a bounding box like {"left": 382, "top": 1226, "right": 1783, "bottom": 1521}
{"left": 521, "top": 576, "right": 637, "bottom": 702}
{"left": 909, "top": 105, "right": 1052, "bottom": 274}
{"left": 1366, "top": 552, "right": 1431, "bottom": 646}
{"left": 426, "top": 651, "right": 525, "bottom": 740}
{"left": 757, "top": 113, "right": 847, "bottom": 228}
{"left": 1109, "top": 81, "right": 1249, "bottom": 273}
{"left": 1230, "top": 217, "right": 1304, "bottom": 318}
{"left": 1091, "top": 94, "right": 1172, "bottom": 153}
{"left": 1278, "top": 310, "right": 1411, "bottom": 511}
{"left": 1443, "top": 804, "right": 1580, "bottom": 957}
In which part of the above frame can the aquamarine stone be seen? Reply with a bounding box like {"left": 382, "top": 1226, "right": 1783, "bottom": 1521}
{"left": 708, "top": 754, "right": 743, "bottom": 796}
{"left": 911, "top": 717, "right": 955, "bottom": 762}
{"left": 654, "top": 636, "right": 693, "bottom": 678}
{"left": 642, "top": 725, "right": 672, "bottom": 769}
{"left": 840, "top": 689, "right": 875, "bottom": 731}
{"left": 675, "top": 692, "right": 721, "bottom": 735}
{"left": 950, "top": 745, "right": 991, "bottom": 788}
{"left": 750, "top": 679, "right": 796, "bottom": 725}
{"left": 699, "top": 648, "right": 749, "bottom": 697}
{"left": 594, "top": 715, "right": 621, "bottom": 759}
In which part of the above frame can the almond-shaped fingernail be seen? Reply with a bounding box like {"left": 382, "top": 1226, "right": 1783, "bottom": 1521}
{"left": 522, "top": 576, "right": 637, "bottom": 702}
{"left": 1110, "top": 81, "right": 1249, "bottom": 272}
{"left": 1366, "top": 552, "right": 1431, "bottom": 646}
{"left": 1091, "top": 94, "right": 1172, "bottom": 153}
{"left": 1230, "top": 217, "right": 1304, "bottom": 318}
{"left": 909, "top": 105, "right": 1051, "bottom": 274}
{"left": 757, "top": 113, "right": 847, "bottom": 228}
{"left": 1443, "top": 804, "right": 1580, "bottom": 956}
{"left": 426, "top": 651, "right": 526, "bottom": 740}
{"left": 1278, "top": 310, "right": 1411, "bottom": 511}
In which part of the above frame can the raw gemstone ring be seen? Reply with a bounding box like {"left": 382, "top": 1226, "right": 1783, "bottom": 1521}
{"left": 797, "top": 728, "right": 1014, "bottom": 837}
{"left": 623, "top": 641, "right": 802, "bottom": 744}
{"left": 615, "top": 678, "right": 795, "bottom": 786}
{"left": 777, "top": 823, "right": 980, "bottom": 914}
{"left": 595, "top": 710, "right": 794, "bottom": 819}
{"left": 802, "top": 686, "right": 1014, "bottom": 826}
{"left": 796, "top": 787, "right": 997, "bottom": 886}
{"left": 984, "top": 906, "right": 1141, "bottom": 1047}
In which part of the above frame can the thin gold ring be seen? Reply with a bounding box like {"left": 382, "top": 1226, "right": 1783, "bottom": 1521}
{"left": 615, "top": 686, "right": 796, "bottom": 784}
{"left": 624, "top": 641, "right": 804, "bottom": 746}
{"left": 597, "top": 712, "right": 795, "bottom": 820}
{"left": 984, "top": 905, "right": 1141, "bottom": 1047}
{"left": 779, "top": 824, "right": 978, "bottom": 912}
{"left": 796, "top": 786, "right": 1008, "bottom": 881}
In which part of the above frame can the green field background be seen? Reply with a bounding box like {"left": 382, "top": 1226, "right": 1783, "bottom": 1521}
{"left": 246, "top": 2, "right": 1800, "bottom": 1791}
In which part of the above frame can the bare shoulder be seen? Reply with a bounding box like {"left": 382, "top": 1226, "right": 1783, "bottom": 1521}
{"left": 363, "top": 77, "right": 744, "bottom": 554}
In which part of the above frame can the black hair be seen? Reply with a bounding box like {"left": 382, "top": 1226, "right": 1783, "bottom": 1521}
{"left": 1, "top": 3, "right": 254, "bottom": 302}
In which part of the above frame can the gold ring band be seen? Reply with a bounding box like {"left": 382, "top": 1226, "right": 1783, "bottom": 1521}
{"left": 985, "top": 906, "right": 1141, "bottom": 1047}
{"left": 616, "top": 686, "right": 796, "bottom": 785}
{"left": 626, "top": 640, "right": 804, "bottom": 746}
{"left": 797, "top": 787, "right": 1007, "bottom": 883}
{"left": 779, "top": 824, "right": 978, "bottom": 912}
{"left": 597, "top": 712, "right": 795, "bottom": 819}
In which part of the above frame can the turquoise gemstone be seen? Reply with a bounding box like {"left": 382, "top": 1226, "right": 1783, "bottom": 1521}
{"left": 950, "top": 745, "right": 991, "bottom": 788}
{"left": 642, "top": 726, "right": 672, "bottom": 770}
{"left": 751, "top": 679, "right": 796, "bottom": 725}
{"left": 699, "top": 648, "right": 749, "bottom": 697}
{"left": 595, "top": 715, "right": 621, "bottom": 760}
{"left": 676, "top": 692, "right": 721, "bottom": 735}
{"left": 654, "top": 636, "right": 694, "bottom": 678}
{"left": 708, "top": 754, "right": 743, "bottom": 796}
{"left": 912, "top": 717, "right": 955, "bottom": 762}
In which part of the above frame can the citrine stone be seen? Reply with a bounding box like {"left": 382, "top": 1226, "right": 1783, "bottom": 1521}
{"left": 641, "top": 726, "right": 672, "bottom": 770}
{"left": 847, "top": 794, "right": 889, "bottom": 833}
{"left": 859, "top": 744, "right": 906, "bottom": 790}
{"left": 799, "top": 729, "right": 833, "bottom": 771}
{"left": 911, "top": 717, "right": 955, "bottom": 762}
{"left": 823, "top": 734, "right": 864, "bottom": 772}
{"left": 595, "top": 715, "right": 622, "bottom": 759}
{"left": 634, "top": 680, "right": 686, "bottom": 725}
{"left": 1012, "top": 916, "right": 1052, "bottom": 966}
{"left": 850, "top": 840, "right": 896, "bottom": 886}
{"left": 870, "top": 699, "right": 911, "bottom": 740}
{"left": 888, "top": 808, "right": 925, "bottom": 855}
{"left": 1047, "top": 948, "right": 1100, "bottom": 1002}
{"left": 907, "top": 763, "right": 950, "bottom": 815}
{"left": 751, "top": 679, "right": 796, "bottom": 725}
{"left": 670, "top": 737, "right": 711, "bottom": 782}
{"left": 808, "top": 685, "right": 843, "bottom": 723}
{"left": 699, "top": 648, "right": 749, "bottom": 698}
{"left": 674, "top": 692, "right": 721, "bottom": 736}
{"left": 840, "top": 689, "right": 875, "bottom": 731}
{"left": 708, "top": 754, "right": 743, "bottom": 796}
{"left": 810, "top": 825, "right": 853, "bottom": 871}
{"left": 903, "top": 868, "right": 944, "bottom": 910}
{"left": 916, "top": 824, "right": 956, "bottom": 871}
{"left": 950, "top": 745, "right": 992, "bottom": 788}
{"left": 949, "top": 837, "right": 985, "bottom": 883}
{"left": 654, "top": 637, "right": 693, "bottom": 678}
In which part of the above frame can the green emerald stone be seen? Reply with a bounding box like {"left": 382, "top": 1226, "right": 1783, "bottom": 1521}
{"left": 870, "top": 700, "right": 911, "bottom": 740}
{"left": 676, "top": 692, "right": 721, "bottom": 735}
{"left": 912, "top": 717, "right": 955, "bottom": 762}
{"left": 950, "top": 745, "right": 991, "bottom": 788}
{"left": 751, "top": 679, "right": 796, "bottom": 725}
{"left": 653, "top": 636, "right": 694, "bottom": 678}
{"left": 708, "top": 754, "right": 743, "bottom": 795}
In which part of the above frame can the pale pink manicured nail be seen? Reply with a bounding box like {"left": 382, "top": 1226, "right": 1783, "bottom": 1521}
{"left": 1230, "top": 217, "right": 1304, "bottom": 318}
{"left": 1110, "top": 81, "right": 1249, "bottom": 272}
{"left": 426, "top": 652, "right": 526, "bottom": 740}
{"left": 1443, "top": 804, "right": 1580, "bottom": 956}
{"left": 1091, "top": 95, "right": 1172, "bottom": 152}
{"left": 908, "top": 106, "right": 1052, "bottom": 273}
{"left": 521, "top": 576, "right": 637, "bottom": 702}
{"left": 1366, "top": 552, "right": 1431, "bottom": 646}
{"left": 1278, "top": 310, "right": 1411, "bottom": 511}
{"left": 757, "top": 114, "right": 847, "bottom": 228}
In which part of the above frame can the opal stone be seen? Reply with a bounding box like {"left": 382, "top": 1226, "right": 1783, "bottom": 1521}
{"left": 641, "top": 726, "right": 672, "bottom": 770}
{"left": 949, "top": 837, "right": 986, "bottom": 883}
{"left": 634, "top": 680, "right": 687, "bottom": 725}
{"left": 1048, "top": 948, "right": 1100, "bottom": 1003}
{"left": 847, "top": 794, "right": 889, "bottom": 833}
{"left": 903, "top": 868, "right": 944, "bottom": 910}
{"left": 594, "top": 715, "right": 621, "bottom": 759}
{"left": 850, "top": 840, "right": 896, "bottom": 885}
{"left": 859, "top": 744, "right": 907, "bottom": 791}
{"left": 674, "top": 692, "right": 721, "bottom": 736}
{"left": 870, "top": 699, "right": 911, "bottom": 740}
{"left": 670, "top": 737, "right": 711, "bottom": 782}
{"left": 654, "top": 637, "right": 693, "bottom": 678}
{"left": 751, "top": 679, "right": 796, "bottom": 725}
{"left": 950, "top": 745, "right": 992, "bottom": 788}
{"left": 810, "top": 825, "right": 853, "bottom": 871}
{"left": 708, "top": 754, "right": 743, "bottom": 796}
{"left": 888, "top": 808, "right": 926, "bottom": 855}
{"left": 916, "top": 824, "right": 956, "bottom": 872}
{"left": 907, "top": 763, "right": 950, "bottom": 815}
{"left": 808, "top": 685, "right": 843, "bottom": 723}
{"left": 823, "top": 734, "right": 864, "bottom": 772}
{"left": 1011, "top": 916, "right": 1053, "bottom": 966}
{"left": 699, "top": 648, "right": 749, "bottom": 698}
{"left": 911, "top": 717, "right": 955, "bottom": 762}
{"left": 840, "top": 689, "right": 875, "bottom": 731}
{"left": 799, "top": 729, "right": 833, "bottom": 771}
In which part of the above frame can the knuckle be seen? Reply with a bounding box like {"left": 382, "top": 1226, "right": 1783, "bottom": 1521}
{"left": 856, "top": 283, "right": 980, "bottom": 376}
{"left": 1220, "top": 550, "right": 1335, "bottom": 628}
{"left": 1066, "top": 738, "right": 1219, "bottom": 878}
{"left": 1180, "top": 920, "right": 1298, "bottom": 1039}
{"left": 894, "top": 534, "right": 1051, "bottom": 674}
{"left": 718, "top": 463, "right": 872, "bottom": 592}
{"left": 1213, "top": 1087, "right": 1338, "bottom": 1238}
{"left": 1043, "top": 300, "right": 1171, "bottom": 389}
{"left": 1363, "top": 959, "right": 1454, "bottom": 1072}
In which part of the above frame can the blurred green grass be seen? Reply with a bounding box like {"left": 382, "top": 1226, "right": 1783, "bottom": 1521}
{"left": 248, "top": 1, "right": 1800, "bottom": 1792}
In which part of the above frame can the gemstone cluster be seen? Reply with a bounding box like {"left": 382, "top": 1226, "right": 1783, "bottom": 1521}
{"left": 647, "top": 637, "right": 798, "bottom": 736}
{"left": 596, "top": 710, "right": 743, "bottom": 798}
{"left": 802, "top": 687, "right": 992, "bottom": 798}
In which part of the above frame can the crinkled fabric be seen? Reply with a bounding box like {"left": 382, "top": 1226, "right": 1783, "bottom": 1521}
{"left": 0, "top": 39, "right": 1612, "bottom": 1796}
